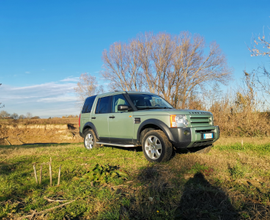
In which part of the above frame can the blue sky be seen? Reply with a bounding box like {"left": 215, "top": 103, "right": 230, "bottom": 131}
{"left": 0, "top": 0, "right": 269, "bottom": 117}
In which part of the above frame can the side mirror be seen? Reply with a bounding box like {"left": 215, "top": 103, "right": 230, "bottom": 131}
{"left": 118, "top": 105, "right": 132, "bottom": 111}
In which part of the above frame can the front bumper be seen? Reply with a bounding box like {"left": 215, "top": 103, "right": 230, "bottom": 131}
{"left": 169, "top": 126, "right": 220, "bottom": 149}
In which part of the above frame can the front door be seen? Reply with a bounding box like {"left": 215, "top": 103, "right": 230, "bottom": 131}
{"left": 108, "top": 94, "right": 134, "bottom": 144}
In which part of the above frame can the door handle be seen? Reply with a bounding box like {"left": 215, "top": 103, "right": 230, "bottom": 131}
{"left": 91, "top": 117, "right": 96, "bottom": 119}
{"left": 109, "top": 116, "right": 115, "bottom": 119}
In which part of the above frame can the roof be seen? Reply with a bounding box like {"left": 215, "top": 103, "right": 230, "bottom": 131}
{"left": 95, "top": 90, "right": 154, "bottom": 97}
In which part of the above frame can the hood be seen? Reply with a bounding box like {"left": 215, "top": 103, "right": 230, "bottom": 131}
{"left": 134, "top": 108, "right": 212, "bottom": 115}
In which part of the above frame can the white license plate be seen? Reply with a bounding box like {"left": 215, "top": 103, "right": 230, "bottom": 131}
{"left": 203, "top": 133, "right": 213, "bottom": 139}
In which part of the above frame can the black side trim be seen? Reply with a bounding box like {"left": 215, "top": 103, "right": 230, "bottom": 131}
{"left": 82, "top": 122, "right": 99, "bottom": 139}
{"left": 137, "top": 119, "right": 175, "bottom": 143}
{"left": 99, "top": 137, "right": 110, "bottom": 143}
{"left": 110, "top": 138, "right": 135, "bottom": 145}
{"left": 99, "top": 137, "right": 136, "bottom": 145}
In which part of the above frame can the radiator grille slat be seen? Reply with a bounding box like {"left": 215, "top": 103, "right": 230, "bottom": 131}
{"left": 190, "top": 115, "right": 211, "bottom": 127}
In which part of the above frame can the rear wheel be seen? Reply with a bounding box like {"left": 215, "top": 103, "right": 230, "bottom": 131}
{"left": 142, "top": 130, "right": 173, "bottom": 162}
{"left": 84, "top": 129, "right": 98, "bottom": 150}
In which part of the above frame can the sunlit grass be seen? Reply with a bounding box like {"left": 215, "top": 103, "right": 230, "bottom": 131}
{"left": 0, "top": 139, "right": 270, "bottom": 219}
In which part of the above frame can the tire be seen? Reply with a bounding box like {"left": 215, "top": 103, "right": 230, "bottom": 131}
{"left": 142, "top": 130, "right": 173, "bottom": 162}
{"left": 195, "top": 145, "right": 213, "bottom": 154}
{"left": 140, "top": 128, "right": 154, "bottom": 145}
{"left": 83, "top": 129, "right": 98, "bottom": 150}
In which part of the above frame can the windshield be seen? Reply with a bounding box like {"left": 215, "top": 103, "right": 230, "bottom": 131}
{"left": 129, "top": 94, "right": 174, "bottom": 110}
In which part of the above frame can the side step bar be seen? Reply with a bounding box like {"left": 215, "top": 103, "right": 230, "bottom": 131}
{"left": 96, "top": 142, "right": 136, "bottom": 148}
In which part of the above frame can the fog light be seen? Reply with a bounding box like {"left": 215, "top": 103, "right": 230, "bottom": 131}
{"left": 184, "top": 130, "right": 190, "bottom": 136}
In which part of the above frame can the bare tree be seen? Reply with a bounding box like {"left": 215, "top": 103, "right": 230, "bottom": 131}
{"left": 102, "top": 41, "right": 143, "bottom": 91}
{"left": 0, "top": 110, "right": 10, "bottom": 118}
{"left": 102, "top": 32, "right": 232, "bottom": 108}
{"left": 249, "top": 27, "right": 270, "bottom": 57}
{"left": 11, "top": 113, "right": 19, "bottom": 119}
{"left": 74, "top": 73, "right": 104, "bottom": 102}
{"left": 19, "top": 114, "right": 26, "bottom": 119}
{"left": 249, "top": 27, "right": 270, "bottom": 97}
{"left": 25, "top": 112, "right": 32, "bottom": 119}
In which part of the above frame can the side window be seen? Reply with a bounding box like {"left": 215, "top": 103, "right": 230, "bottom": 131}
{"left": 95, "top": 96, "right": 111, "bottom": 114}
{"left": 82, "top": 95, "right": 96, "bottom": 113}
{"left": 112, "top": 94, "right": 129, "bottom": 113}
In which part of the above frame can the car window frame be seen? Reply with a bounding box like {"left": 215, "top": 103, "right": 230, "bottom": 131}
{"left": 82, "top": 95, "right": 97, "bottom": 113}
{"left": 95, "top": 96, "right": 112, "bottom": 114}
{"left": 111, "top": 94, "right": 130, "bottom": 113}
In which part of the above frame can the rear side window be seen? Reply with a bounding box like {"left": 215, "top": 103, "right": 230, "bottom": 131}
{"left": 82, "top": 95, "right": 96, "bottom": 113}
{"left": 95, "top": 96, "right": 111, "bottom": 114}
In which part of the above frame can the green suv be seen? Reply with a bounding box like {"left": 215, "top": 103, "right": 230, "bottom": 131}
{"left": 79, "top": 91, "right": 220, "bottom": 162}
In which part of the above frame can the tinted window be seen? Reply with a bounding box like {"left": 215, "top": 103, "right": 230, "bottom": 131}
{"left": 82, "top": 95, "right": 96, "bottom": 113}
{"left": 112, "top": 94, "right": 129, "bottom": 113}
{"left": 129, "top": 94, "right": 173, "bottom": 110}
{"left": 95, "top": 96, "right": 111, "bottom": 114}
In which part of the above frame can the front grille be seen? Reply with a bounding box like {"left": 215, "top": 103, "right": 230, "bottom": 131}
{"left": 189, "top": 115, "right": 211, "bottom": 127}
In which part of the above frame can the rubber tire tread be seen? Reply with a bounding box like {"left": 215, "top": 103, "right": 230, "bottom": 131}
{"left": 142, "top": 130, "right": 173, "bottom": 163}
{"left": 83, "top": 129, "right": 99, "bottom": 150}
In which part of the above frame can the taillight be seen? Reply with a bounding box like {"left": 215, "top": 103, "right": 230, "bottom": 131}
{"left": 79, "top": 114, "right": 81, "bottom": 127}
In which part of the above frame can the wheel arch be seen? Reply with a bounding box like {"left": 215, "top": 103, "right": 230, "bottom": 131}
{"left": 82, "top": 122, "right": 99, "bottom": 139}
{"left": 137, "top": 119, "right": 175, "bottom": 144}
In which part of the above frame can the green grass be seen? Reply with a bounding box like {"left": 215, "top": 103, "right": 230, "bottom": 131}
{"left": 0, "top": 142, "right": 270, "bottom": 219}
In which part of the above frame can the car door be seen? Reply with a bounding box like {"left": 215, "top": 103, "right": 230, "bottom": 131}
{"left": 108, "top": 94, "right": 134, "bottom": 144}
{"left": 91, "top": 96, "right": 111, "bottom": 141}
{"left": 80, "top": 95, "right": 96, "bottom": 133}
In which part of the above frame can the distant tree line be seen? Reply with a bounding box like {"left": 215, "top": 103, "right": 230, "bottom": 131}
{"left": 0, "top": 111, "right": 38, "bottom": 119}
{"left": 61, "top": 115, "right": 78, "bottom": 118}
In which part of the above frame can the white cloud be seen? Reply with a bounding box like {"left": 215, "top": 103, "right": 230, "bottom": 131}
{"left": 37, "top": 95, "right": 77, "bottom": 103}
{"left": 60, "top": 76, "right": 80, "bottom": 82}
{"left": 0, "top": 79, "right": 81, "bottom": 118}
{"left": 25, "top": 71, "right": 30, "bottom": 74}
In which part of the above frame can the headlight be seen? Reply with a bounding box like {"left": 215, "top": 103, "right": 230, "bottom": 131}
{"left": 170, "top": 115, "right": 189, "bottom": 128}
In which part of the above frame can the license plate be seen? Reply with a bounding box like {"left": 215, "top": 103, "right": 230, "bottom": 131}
{"left": 203, "top": 133, "right": 213, "bottom": 139}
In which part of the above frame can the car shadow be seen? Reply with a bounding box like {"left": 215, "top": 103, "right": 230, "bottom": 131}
{"left": 103, "top": 145, "right": 143, "bottom": 152}
{"left": 175, "top": 172, "right": 239, "bottom": 220}
{"left": 124, "top": 164, "right": 239, "bottom": 220}
{"left": 171, "top": 145, "right": 212, "bottom": 160}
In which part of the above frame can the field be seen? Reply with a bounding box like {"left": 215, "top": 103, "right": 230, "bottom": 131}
{"left": 1, "top": 137, "right": 270, "bottom": 219}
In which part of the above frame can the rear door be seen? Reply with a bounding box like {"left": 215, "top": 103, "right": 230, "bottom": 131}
{"left": 91, "top": 96, "right": 111, "bottom": 141}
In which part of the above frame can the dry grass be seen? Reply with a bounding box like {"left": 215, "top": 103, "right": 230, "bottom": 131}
{"left": 0, "top": 118, "right": 78, "bottom": 126}
{"left": 1, "top": 139, "right": 270, "bottom": 219}
{"left": 216, "top": 136, "right": 270, "bottom": 146}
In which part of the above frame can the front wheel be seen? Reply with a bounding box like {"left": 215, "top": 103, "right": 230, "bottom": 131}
{"left": 142, "top": 130, "right": 173, "bottom": 162}
{"left": 84, "top": 129, "right": 98, "bottom": 150}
